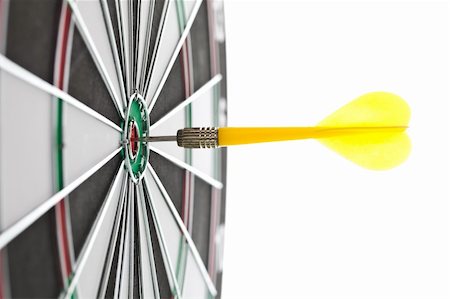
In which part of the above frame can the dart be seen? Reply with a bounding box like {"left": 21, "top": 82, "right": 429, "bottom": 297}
{"left": 136, "top": 92, "right": 411, "bottom": 170}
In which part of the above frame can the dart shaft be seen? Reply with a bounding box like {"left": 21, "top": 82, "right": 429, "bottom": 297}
{"left": 218, "top": 126, "right": 407, "bottom": 146}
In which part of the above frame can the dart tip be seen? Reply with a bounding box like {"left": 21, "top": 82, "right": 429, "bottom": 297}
{"left": 129, "top": 136, "right": 178, "bottom": 143}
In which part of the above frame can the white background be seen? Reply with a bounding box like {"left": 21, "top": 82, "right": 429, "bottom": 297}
{"left": 222, "top": 1, "right": 450, "bottom": 298}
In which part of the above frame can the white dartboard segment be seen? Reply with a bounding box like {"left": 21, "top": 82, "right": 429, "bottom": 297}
{"left": 63, "top": 103, "right": 121, "bottom": 185}
{"left": 0, "top": 70, "right": 54, "bottom": 230}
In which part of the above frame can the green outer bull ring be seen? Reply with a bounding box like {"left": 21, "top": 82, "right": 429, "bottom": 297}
{"left": 123, "top": 93, "right": 150, "bottom": 184}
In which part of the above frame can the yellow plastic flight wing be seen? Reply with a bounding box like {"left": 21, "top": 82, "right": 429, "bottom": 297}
{"left": 317, "top": 92, "right": 411, "bottom": 170}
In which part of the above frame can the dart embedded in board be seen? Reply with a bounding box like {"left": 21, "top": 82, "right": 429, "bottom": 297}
{"left": 135, "top": 92, "right": 411, "bottom": 170}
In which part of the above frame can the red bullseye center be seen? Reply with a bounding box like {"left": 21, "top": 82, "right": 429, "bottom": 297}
{"left": 129, "top": 121, "right": 139, "bottom": 158}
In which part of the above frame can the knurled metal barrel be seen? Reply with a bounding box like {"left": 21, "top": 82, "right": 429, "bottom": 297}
{"left": 176, "top": 127, "right": 218, "bottom": 148}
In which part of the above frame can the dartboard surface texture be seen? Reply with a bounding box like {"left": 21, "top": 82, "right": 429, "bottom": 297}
{"left": 0, "top": 0, "right": 227, "bottom": 298}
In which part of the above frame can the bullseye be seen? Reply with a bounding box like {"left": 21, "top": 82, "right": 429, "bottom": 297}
{"left": 128, "top": 120, "right": 140, "bottom": 159}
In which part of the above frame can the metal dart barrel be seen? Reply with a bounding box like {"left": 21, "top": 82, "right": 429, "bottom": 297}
{"left": 176, "top": 127, "right": 218, "bottom": 148}
{"left": 137, "top": 127, "right": 219, "bottom": 148}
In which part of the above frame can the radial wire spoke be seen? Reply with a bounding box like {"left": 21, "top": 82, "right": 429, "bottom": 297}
{"left": 0, "top": 147, "right": 121, "bottom": 250}
{"left": 117, "top": 178, "right": 133, "bottom": 299}
{"left": 136, "top": 183, "right": 160, "bottom": 299}
{"left": 116, "top": 0, "right": 132, "bottom": 96}
{"left": 150, "top": 74, "right": 221, "bottom": 130}
{"left": 100, "top": 0, "right": 128, "bottom": 107}
{"left": 136, "top": 0, "right": 155, "bottom": 92}
{"left": 149, "top": 146, "right": 222, "bottom": 189}
{"left": 142, "top": 0, "right": 169, "bottom": 97}
{"left": 134, "top": 190, "right": 144, "bottom": 299}
{"left": 114, "top": 0, "right": 128, "bottom": 96}
{"left": 129, "top": 182, "right": 135, "bottom": 299}
{"left": 141, "top": 176, "right": 182, "bottom": 298}
{"left": 144, "top": 164, "right": 217, "bottom": 296}
{"left": 133, "top": 0, "right": 139, "bottom": 91}
{"left": 145, "top": 0, "right": 203, "bottom": 111}
{"left": 67, "top": 0, "right": 125, "bottom": 118}
{"left": 0, "top": 55, "right": 122, "bottom": 132}
{"left": 112, "top": 179, "right": 130, "bottom": 299}
{"left": 128, "top": 0, "right": 134, "bottom": 92}
{"left": 97, "top": 171, "right": 128, "bottom": 298}
{"left": 62, "top": 162, "right": 125, "bottom": 299}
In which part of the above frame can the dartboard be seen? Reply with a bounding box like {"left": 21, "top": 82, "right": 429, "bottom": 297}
{"left": 0, "top": 0, "right": 227, "bottom": 298}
